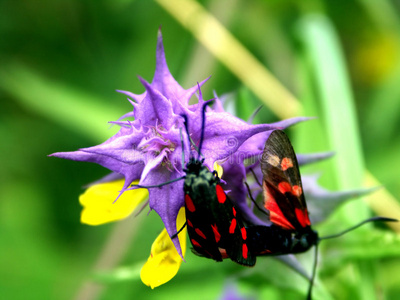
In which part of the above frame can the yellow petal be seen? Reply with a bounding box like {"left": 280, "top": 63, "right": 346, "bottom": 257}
{"left": 140, "top": 208, "right": 187, "bottom": 288}
{"left": 213, "top": 162, "right": 223, "bottom": 178}
{"left": 79, "top": 179, "right": 148, "bottom": 225}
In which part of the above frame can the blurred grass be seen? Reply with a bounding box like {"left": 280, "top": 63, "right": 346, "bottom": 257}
{"left": 0, "top": 64, "right": 123, "bottom": 142}
{"left": 296, "top": 14, "right": 368, "bottom": 220}
{"left": 1, "top": 0, "right": 400, "bottom": 300}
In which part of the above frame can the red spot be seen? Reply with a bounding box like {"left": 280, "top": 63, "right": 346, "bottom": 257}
{"left": 216, "top": 185, "right": 226, "bottom": 203}
{"left": 264, "top": 186, "right": 295, "bottom": 230}
{"left": 211, "top": 224, "right": 221, "bottom": 243}
{"left": 229, "top": 218, "right": 237, "bottom": 234}
{"left": 281, "top": 157, "right": 293, "bottom": 171}
{"left": 232, "top": 207, "right": 237, "bottom": 217}
{"left": 187, "top": 219, "right": 193, "bottom": 227}
{"left": 278, "top": 182, "right": 292, "bottom": 194}
{"left": 241, "top": 227, "right": 247, "bottom": 240}
{"left": 185, "top": 194, "right": 196, "bottom": 212}
{"left": 191, "top": 239, "right": 201, "bottom": 248}
{"left": 277, "top": 182, "right": 302, "bottom": 197}
{"left": 195, "top": 228, "right": 207, "bottom": 239}
{"left": 219, "top": 248, "right": 229, "bottom": 259}
{"left": 242, "top": 243, "right": 248, "bottom": 259}
{"left": 292, "top": 185, "right": 302, "bottom": 197}
{"left": 295, "top": 208, "right": 311, "bottom": 227}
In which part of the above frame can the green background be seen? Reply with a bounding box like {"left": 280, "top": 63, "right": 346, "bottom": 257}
{"left": 1, "top": 0, "right": 400, "bottom": 299}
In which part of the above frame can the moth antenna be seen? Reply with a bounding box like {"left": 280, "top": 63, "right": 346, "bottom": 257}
{"left": 180, "top": 127, "right": 185, "bottom": 168}
{"left": 197, "top": 100, "right": 215, "bottom": 160}
{"left": 306, "top": 244, "right": 319, "bottom": 300}
{"left": 181, "top": 114, "right": 194, "bottom": 159}
{"left": 319, "top": 217, "right": 397, "bottom": 241}
{"left": 181, "top": 114, "right": 203, "bottom": 158}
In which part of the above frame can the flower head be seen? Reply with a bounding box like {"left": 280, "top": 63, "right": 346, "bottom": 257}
{"left": 49, "top": 30, "right": 307, "bottom": 258}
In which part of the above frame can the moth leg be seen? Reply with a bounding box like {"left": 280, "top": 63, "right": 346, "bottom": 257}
{"left": 244, "top": 181, "right": 269, "bottom": 217}
{"left": 171, "top": 221, "right": 187, "bottom": 239}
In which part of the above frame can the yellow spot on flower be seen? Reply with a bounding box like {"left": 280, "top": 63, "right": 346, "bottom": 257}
{"left": 79, "top": 179, "right": 148, "bottom": 225}
{"left": 140, "top": 208, "right": 187, "bottom": 288}
{"left": 213, "top": 162, "right": 223, "bottom": 178}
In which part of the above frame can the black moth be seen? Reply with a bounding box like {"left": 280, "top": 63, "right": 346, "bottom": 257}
{"left": 180, "top": 102, "right": 256, "bottom": 266}
{"left": 245, "top": 129, "right": 396, "bottom": 299}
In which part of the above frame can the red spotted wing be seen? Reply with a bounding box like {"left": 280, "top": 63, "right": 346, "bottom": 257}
{"left": 260, "top": 130, "right": 311, "bottom": 231}
{"left": 184, "top": 159, "right": 256, "bottom": 266}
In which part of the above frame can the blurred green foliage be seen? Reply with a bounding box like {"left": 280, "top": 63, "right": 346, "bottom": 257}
{"left": 1, "top": 0, "right": 400, "bottom": 299}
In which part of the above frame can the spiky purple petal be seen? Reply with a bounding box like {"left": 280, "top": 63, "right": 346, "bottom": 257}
{"left": 302, "top": 174, "right": 378, "bottom": 224}
{"left": 220, "top": 160, "right": 266, "bottom": 226}
{"left": 297, "top": 152, "right": 335, "bottom": 166}
{"left": 139, "top": 166, "right": 185, "bottom": 258}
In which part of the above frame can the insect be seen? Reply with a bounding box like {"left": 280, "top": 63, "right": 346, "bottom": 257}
{"left": 246, "top": 130, "right": 318, "bottom": 256}
{"left": 180, "top": 104, "right": 256, "bottom": 266}
{"left": 182, "top": 156, "right": 255, "bottom": 266}
{"left": 245, "top": 130, "right": 397, "bottom": 299}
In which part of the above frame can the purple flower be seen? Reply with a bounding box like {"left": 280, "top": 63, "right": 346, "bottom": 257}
{"left": 49, "top": 30, "right": 308, "bottom": 258}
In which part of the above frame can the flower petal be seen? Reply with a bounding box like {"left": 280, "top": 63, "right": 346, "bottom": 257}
{"left": 136, "top": 77, "right": 178, "bottom": 129}
{"left": 297, "top": 152, "right": 335, "bottom": 166}
{"left": 140, "top": 207, "right": 187, "bottom": 288}
{"left": 140, "top": 167, "right": 186, "bottom": 258}
{"left": 234, "top": 117, "right": 313, "bottom": 162}
{"left": 79, "top": 179, "right": 148, "bottom": 225}
{"left": 302, "top": 174, "right": 378, "bottom": 224}
{"left": 197, "top": 112, "right": 280, "bottom": 168}
{"left": 140, "top": 148, "right": 169, "bottom": 181}
{"left": 116, "top": 89, "right": 145, "bottom": 103}
{"left": 50, "top": 125, "right": 146, "bottom": 191}
{"left": 221, "top": 160, "right": 266, "bottom": 226}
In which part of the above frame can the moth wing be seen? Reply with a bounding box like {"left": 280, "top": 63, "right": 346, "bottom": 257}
{"left": 260, "top": 130, "right": 311, "bottom": 230}
{"left": 212, "top": 187, "right": 256, "bottom": 266}
{"left": 185, "top": 193, "right": 224, "bottom": 261}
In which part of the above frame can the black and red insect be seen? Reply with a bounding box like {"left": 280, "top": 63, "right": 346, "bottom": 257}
{"left": 180, "top": 105, "right": 256, "bottom": 266}
{"left": 183, "top": 157, "right": 255, "bottom": 266}
{"left": 245, "top": 130, "right": 397, "bottom": 299}
{"left": 246, "top": 130, "right": 318, "bottom": 257}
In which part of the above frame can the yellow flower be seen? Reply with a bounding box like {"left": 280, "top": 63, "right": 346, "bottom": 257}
{"left": 79, "top": 179, "right": 148, "bottom": 225}
{"left": 140, "top": 207, "right": 187, "bottom": 288}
